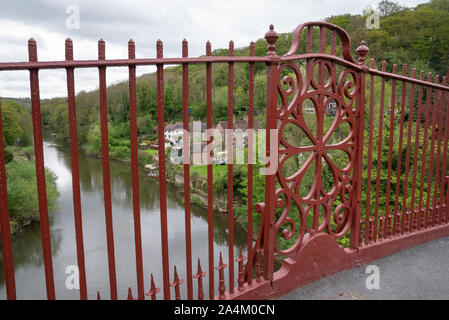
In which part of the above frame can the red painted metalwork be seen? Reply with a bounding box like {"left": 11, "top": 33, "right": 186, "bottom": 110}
{"left": 401, "top": 68, "right": 417, "bottom": 234}
{"left": 156, "top": 39, "right": 170, "bottom": 300}
{"left": 392, "top": 65, "right": 408, "bottom": 236}
{"left": 0, "top": 99, "right": 16, "bottom": 300}
{"left": 1, "top": 20, "right": 449, "bottom": 301}
{"left": 263, "top": 24, "right": 279, "bottom": 282}
{"left": 215, "top": 252, "right": 227, "bottom": 300}
{"left": 227, "top": 40, "right": 235, "bottom": 294}
{"left": 411, "top": 71, "right": 426, "bottom": 231}
{"left": 247, "top": 41, "right": 255, "bottom": 286}
{"left": 146, "top": 273, "right": 161, "bottom": 300}
{"left": 236, "top": 247, "right": 246, "bottom": 291}
{"left": 28, "top": 38, "right": 56, "bottom": 300}
{"left": 65, "top": 38, "right": 88, "bottom": 300}
{"left": 364, "top": 58, "right": 376, "bottom": 244}
{"left": 419, "top": 74, "right": 433, "bottom": 229}
{"left": 182, "top": 38, "right": 193, "bottom": 300}
{"left": 205, "top": 40, "right": 215, "bottom": 300}
{"left": 384, "top": 64, "right": 398, "bottom": 239}
{"left": 426, "top": 75, "right": 440, "bottom": 228}
{"left": 128, "top": 39, "right": 145, "bottom": 300}
{"left": 170, "top": 266, "right": 184, "bottom": 300}
{"left": 193, "top": 258, "right": 206, "bottom": 300}
{"left": 374, "top": 61, "right": 387, "bottom": 241}
{"left": 127, "top": 287, "right": 135, "bottom": 300}
{"left": 98, "top": 39, "right": 118, "bottom": 300}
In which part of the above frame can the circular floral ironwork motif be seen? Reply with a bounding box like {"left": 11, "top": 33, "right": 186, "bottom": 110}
{"left": 273, "top": 59, "right": 360, "bottom": 255}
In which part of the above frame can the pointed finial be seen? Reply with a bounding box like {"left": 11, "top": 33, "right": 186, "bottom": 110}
{"left": 265, "top": 24, "right": 279, "bottom": 56}
{"left": 127, "top": 287, "right": 135, "bottom": 300}
{"left": 145, "top": 273, "right": 161, "bottom": 300}
{"left": 215, "top": 252, "right": 227, "bottom": 300}
{"left": 193, "top": 258, "right": 206, "bottom": 278}
{"left": 193, "top": 258, "right": 206, "bottom": 300}
{"left": 170, "top": 265, "right": 184, "bottom": 300}
{"left": 236, "top": 246, "right": 247, "bottom": 291}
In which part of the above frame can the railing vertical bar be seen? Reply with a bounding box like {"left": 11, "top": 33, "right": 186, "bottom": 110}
{"left": 246, "top": 42, "right": 255, "bottom": 285}
{"left": 364, "top": 59, "right": 375, "bottom": 244}
{"left": 263, "top": 24, "right": 279, "bottom": 280}
{"left": 0, "top": 100, "right": 16, "bottom": 300}
{"left": 205, "top": 41, "right": 214, "bottom": 300}
{"left": 227, "top": 40, "right": 235, "bottom": 295}
{"left": 373, "top": 61, "right": 387, "bottom": 241}
{"left": 98, "top": 39, "right": 118, "bottom": 300}
{"left": 433, "top": 77, "right": 447, "bottom": 225}
{"left": 28, "top": 38, "right": 56, "bottom": 300}
{"left": 128, "top": 39, "right": 145, "bottom": 300}
{"left": 350, "top": 54, "right": 366, "bottom": 249}
{"left": 426, "top": 76, "right": 441, "bottom": 227}
{"left": 392, "top": 65, "right": 408, "bottom": 235}
{"left": 319, "top": 26, "right": 326, "bottom": 54}
{"left": 182, "top": 39, "right": 193, "bottom": 300}
{"left": 65, "top": 38, "right": 88, "bottom": 300}
{"left": 156, "top": 39, "right": 170, "bottom": 300}
{"left": 441, "top": 81, "right": 449, "bottom": 221}
{"left": 331, "top": 30, "right": 337, "bottom": 56}
{"left": 401, "top": 68, "right": 417, "bottom": 233}
{"left": 383, "top": 64, "right": 398, "bottom": 239}
{"left": 410, "top": 71, "right": 426, "bottom": 231}
{"left": 307, "top": 26, "right": 313, "bottom": 54}
{"left": 418, "top": 73, "right": 433, "bottom": 229}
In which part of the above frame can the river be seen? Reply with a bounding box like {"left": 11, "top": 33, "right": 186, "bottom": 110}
{"left": 0, "top": 141, "right": 247, "bottom": 299}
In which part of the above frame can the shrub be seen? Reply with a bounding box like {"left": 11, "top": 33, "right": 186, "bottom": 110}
{"left": 6, "top": 159, "right": 59, "bottom": 233}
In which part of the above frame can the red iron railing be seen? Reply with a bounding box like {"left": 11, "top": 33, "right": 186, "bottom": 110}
{"left": 0, "top": 21, "right": 449, "bottom": 300}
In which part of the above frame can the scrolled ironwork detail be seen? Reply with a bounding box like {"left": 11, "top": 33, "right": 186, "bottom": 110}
{"left": 273, "top": 56, "right": 359, "bottom": 255}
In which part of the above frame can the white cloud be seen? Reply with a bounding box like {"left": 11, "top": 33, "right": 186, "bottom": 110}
{"left": 0, "top": 0, "right": 427, "bottom": 98}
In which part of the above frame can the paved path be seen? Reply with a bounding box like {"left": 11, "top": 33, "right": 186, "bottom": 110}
{"left": 279, "top": 236, "right": 449, "bottom": 300}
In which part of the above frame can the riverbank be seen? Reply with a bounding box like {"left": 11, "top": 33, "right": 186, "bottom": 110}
{"left": 2, "top": 146, "right": 59, "bottom": 234}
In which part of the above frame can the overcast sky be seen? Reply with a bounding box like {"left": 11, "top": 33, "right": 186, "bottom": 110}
{"left": 0, "top": 0, "right": 426, "bottom": 98}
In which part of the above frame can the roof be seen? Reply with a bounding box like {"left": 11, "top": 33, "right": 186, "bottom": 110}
{"left": 165, "top": 122, "right": 184, "bottom": 131}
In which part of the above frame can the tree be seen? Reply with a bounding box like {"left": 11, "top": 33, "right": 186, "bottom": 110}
{"left": 378, "top": 0, "right": 403, "bottom": 17}
{"left": 1, "top": 100, "right": 22, "bottom": 145}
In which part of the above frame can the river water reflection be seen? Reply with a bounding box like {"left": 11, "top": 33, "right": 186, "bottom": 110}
{"left": 0, "top": 141, "right": 247, "bottom": 299}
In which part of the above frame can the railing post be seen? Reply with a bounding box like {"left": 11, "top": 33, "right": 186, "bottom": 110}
{"left": 350, "top": 41, "right": 369, "bottom": 249}
{"left": 263, "top": 24, "right": 279, "bottom": 280}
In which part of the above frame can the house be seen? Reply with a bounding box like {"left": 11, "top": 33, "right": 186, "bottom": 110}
{"left": 325, "top": 100, "right": 337, "bottom": 115}
{"left": 170, "top": 142, "right": 210, "bottom": 165}
{"left": 215, "top": 113, "right": 262, "bottom": 140}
